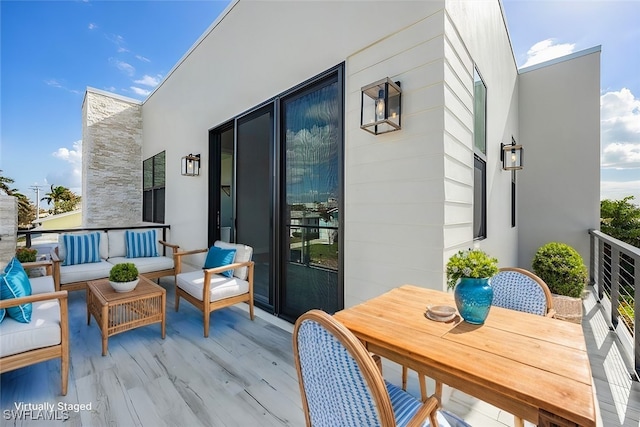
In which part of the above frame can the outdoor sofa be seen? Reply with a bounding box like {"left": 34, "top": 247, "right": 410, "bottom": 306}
{"left": 50, "top": 229, "right": 179, "bottom": 292}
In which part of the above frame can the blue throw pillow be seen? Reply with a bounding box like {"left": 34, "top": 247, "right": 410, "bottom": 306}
{"left": 62, "top": 232, "right": 101, "bottom": 266}
{"left": 203, "top": 247, "right": 236, "bottom": 278}
{"left": 0, "top": 257, "right": 32, "bottom": 323}
{"left": 126, "top": 230, "right": 159, "bottom": 258}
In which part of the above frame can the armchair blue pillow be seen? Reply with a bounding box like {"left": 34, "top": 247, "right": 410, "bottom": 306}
{"left": 203, "top": 247, "right": 237, "bottom": 278}
{"left": 0, "top": 257, "right": 32, "bottom": 323}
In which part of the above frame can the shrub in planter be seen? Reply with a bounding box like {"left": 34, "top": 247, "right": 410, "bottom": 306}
{"left": 16, "top": 247, "right": 38, "bottom": 263}
{"left": 109, "top": 263, "right": 139, "bottom": 283}
{"left": 532, "top": 242, "right": 587, "bottom": 298}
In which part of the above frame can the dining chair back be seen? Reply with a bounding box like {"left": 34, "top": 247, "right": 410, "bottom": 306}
{"left": 293, "top": 309, "right": 469, "bottom": 427}
{"left": 491, "top": 267, "right": 555, "bottom": 317}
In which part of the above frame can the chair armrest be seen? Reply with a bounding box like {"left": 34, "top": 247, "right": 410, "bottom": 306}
{"left": 20, "top": 260, "right": 53, "bottom": 276}
{"left": 0, "top": 290, "right": 68, "bottom": 310}
{"left": 406, "top": 395, "right": 440, "bottom": 427}
{"left": 159, "top": 240, "right": 180, "bottom": 257}
{"left": 173, "top": 248, "right": 208, "bottom": 274}
{"left": 547, "top": 308, "right": 557, "bottom": 318}
{"left": 203, "top": 260, "right": 254, "bottom": 276}
{"left": 50, "top": 251, "right": 62, "bottom": 291}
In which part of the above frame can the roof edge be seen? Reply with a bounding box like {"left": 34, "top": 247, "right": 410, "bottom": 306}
{"left": 518, "top": 45, "right": 602, "bottom": 74}
{"left": 84, "top": 87, "right": 143, "bottom": 105}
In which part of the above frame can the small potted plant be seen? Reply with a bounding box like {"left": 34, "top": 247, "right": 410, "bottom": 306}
{"left": 16, "top": 247, "right": 38, "bottom": 263}
{"left": 532, "top": 242, "right": 587, "bottom": 323}
{"left": 108, "top": 263, "right": 139, "bottom": 293}
{"left": 446, "top": 248, "right": 499, "bottom": 324}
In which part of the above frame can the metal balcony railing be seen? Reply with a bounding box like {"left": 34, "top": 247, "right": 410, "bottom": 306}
{"left": 589, "top": 229, "right": 640, "bottom": 376}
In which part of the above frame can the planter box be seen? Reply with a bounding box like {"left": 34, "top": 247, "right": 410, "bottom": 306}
{"left": 552, "top": 294, "right": 583, "bottom": 324}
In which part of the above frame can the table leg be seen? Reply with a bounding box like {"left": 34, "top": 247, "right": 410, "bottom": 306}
{"left": 101, "top": 305, "right": 108, "bottom": 356}
{"left": 86, "top": 292, "right": 91, "bottom": 325}
{"left": 161, "top": 292, "right": 166, "bottom": 339}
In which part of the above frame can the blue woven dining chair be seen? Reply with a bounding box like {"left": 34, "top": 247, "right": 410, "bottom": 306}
{"left": 491, "top": 267, "right": 556, "bottom": 317}
{"left": 293, "top": 309, "right": 470, "bottom": 427}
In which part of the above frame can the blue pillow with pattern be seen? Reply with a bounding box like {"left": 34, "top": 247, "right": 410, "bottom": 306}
{"left": 0, "top": 257, "right": 32, "bottom": 323}
{"left": 203, "top": 247, "right": 236, "bottom": 278}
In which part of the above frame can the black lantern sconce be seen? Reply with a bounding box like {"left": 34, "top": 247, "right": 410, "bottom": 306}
{"left": 360, "top": 77, "right": 402, "bottom": 135}
{"left": 181, "top": 153, "right": 201, "bottom": 176}
{"left": 501, "top": 137, "right": 523, "bottom": 170}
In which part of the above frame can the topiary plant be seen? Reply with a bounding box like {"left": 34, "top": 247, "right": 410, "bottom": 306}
{"left": 532, "top": 242, "right": 587, "bottom": 298}
{"left": 109, "top": 263, "right": 139, "bottom": 283}
{"left": 16, "top": 247, "right": 38, "bottom": 263}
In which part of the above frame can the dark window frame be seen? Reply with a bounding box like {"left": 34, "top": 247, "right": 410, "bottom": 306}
{"left": 473, "top": 66, "right": 487, "bottom": 240}
{"left": 142, "top": 151, "right": 166, "bottom": 223}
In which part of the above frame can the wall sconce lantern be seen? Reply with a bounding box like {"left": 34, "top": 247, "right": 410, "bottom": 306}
{"left": 501, "top": 137, "right": 523, "bottom": 170}
{"left": 181, "top": 153, "right": 201, "bottom": 176}
{"left": 360, "top": 77, "right": 402, "bottom": 135}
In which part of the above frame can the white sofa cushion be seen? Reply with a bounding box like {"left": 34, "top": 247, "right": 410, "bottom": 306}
{"left": 30, "top": 276, "right": 56, "bottom": 294}
{"left": 59, "top": 260, "right": 113, "bottom": 285}
{"left": 0, "top": 276, "right": 60, "bottom": 358}
{"left": 176, "top": 270, "right": 249, "bottom": 303}
{"left": 213, "top": 241, "right": 253, "bottom": 280}
{"left": 58, "top": 231, "right": 108, "bottom": 261}
{"left": 107, "top": 230, "right": 127, "bottom": 258}
{"left": 108, "top": 256, "right": 174, "bottom": 274}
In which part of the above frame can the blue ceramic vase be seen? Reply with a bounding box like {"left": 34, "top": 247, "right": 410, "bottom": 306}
{"left": 454, "top": 277, "right": 493, "bottom": 325}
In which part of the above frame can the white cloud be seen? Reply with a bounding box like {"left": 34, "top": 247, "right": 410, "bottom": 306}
{"left": 601, "top": 180, "right": 640, "bottom": 204}
{"left": 88, "top": 23, "right": 97, "bottom": 30}
{"left": 52, "top": 140, "right": 82, "bottom": 165}
{"left": 45, "top": 78, "right": 81, "bottom": 94}
{"left": 110, "top": 58, "right": 135, "bottom": 76}
{"left": 136, "top": 55, "right": 150, "bottom": 63}
{"left": 133, "top": 74, "right": 161, "bottom": 87}
{"left": 130, "top": 86, "right": 151, "bottom": 96}
{"left": 45, "top": 79, "right": 63, "bottom": 88}
{"left": 601, "top": 88, "right": 640, "bottom": 169}
{"left": 522, "top": 39, "right": 576, "bottom": 68}
{"left": 49, "top": 140, "right": 82, "bottom": 194}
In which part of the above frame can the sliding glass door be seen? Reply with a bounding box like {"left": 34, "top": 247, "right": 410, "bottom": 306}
{"left": 280, "top": 73, "right": 342, "bottom": 320}
{"left": 208, "top": 65, "right": 343, "bottom": 321}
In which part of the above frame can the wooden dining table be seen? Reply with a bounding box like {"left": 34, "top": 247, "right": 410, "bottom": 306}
{"left": 333, "top": 285, "right": 596, "bottom": 427}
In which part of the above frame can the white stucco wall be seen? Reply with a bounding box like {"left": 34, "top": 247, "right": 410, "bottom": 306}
{"left": 82, "top": 89, "right": 143, "bottom": 227}
{"left": 141, "top": 0, "right": 444, "bottom": 256}
{"left": 344, "top": 9, "right": 448, "bottom": 305}
{"left": 137, "top": 0, "right": 523, "bottom": 308}
{"left": 444, "top": 0, "right": 520, "bottom": 269}
{"left": 517, "top": 48, "right": 601, "bottom": 270}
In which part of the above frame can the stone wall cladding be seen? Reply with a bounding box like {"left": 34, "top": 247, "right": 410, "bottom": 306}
{"left": 82, "top": 90, "right": 143, "bottom": 228}
{"left": 0, "top": 195, "right": 18, "bottom": 270}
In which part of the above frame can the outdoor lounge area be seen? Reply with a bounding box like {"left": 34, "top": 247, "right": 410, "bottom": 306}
{"left": 1, "top": 273, "right": 640, "bottom": 426}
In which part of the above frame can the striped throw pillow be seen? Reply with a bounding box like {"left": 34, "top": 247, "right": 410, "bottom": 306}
{"left": 125, "top": 230, "right": 159, "bottom": 258}
{"left": 62, "top": 233, "right": 101, "bottom": 266}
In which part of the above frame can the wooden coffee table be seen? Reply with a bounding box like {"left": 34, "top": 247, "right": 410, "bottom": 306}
{"left": 87, "top": 276, "right": 166, "bottom": 356}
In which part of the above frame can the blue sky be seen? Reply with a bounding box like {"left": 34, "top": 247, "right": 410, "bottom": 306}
{"left": 1, "top": 0, "right": 639, "bottom": 206}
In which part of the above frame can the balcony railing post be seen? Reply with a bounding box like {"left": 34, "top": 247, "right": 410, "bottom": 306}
{"left": 611, "top": 247, "right": 621, "bottom": 328}
{"left": 589, "top": 231, "right": 595, "bottom": 287}
{"left": 635, "top": 258, "right": 640, "bottom": 377}
{"left": 597, "top": 236, "right": 604, "bottom": 301}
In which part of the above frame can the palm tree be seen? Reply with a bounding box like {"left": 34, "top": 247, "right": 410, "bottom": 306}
{"left": 41, "top": 184, "right": 80, "bottom": 214}
{"left": 41, "top": 185, "right": 68, "bottom": 214}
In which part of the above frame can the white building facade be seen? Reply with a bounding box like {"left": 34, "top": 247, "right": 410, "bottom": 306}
{"left": 82, "top": 0, "right": 600, "bottom": 321}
